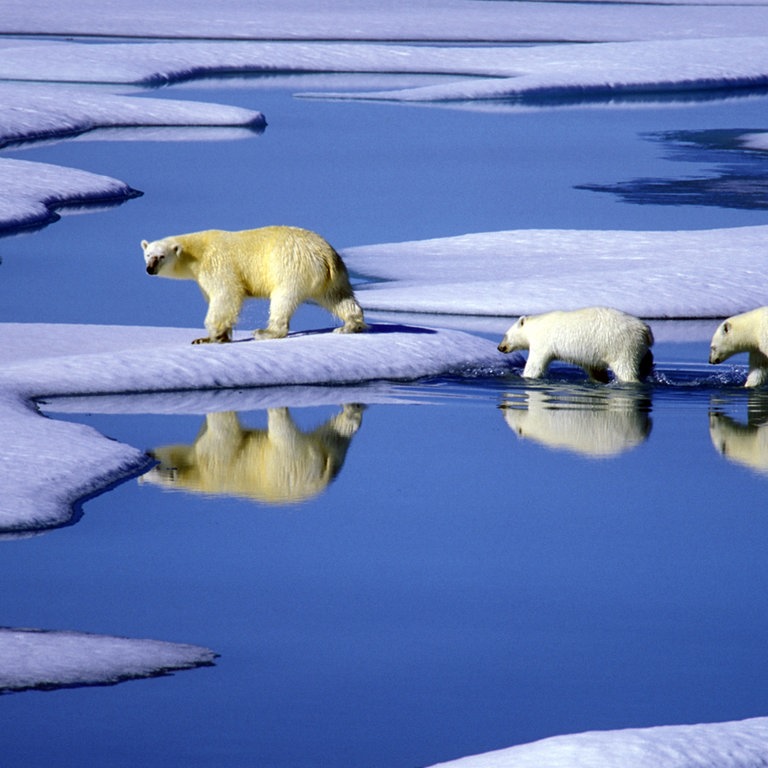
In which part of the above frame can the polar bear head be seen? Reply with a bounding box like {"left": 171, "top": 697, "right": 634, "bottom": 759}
{"left": 498, "top": 316, "right": 530, "bottom": 354}
{"left": 142, "top": 238, "right": 182, "bottom": 276}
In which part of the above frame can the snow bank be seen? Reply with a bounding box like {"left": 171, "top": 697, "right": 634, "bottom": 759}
{"left": 2, "top": 38, "right": 767, "bottom": 103}
{"left": 314, "top": 37, "right": 768, "bottom": 103}
{"left": 1, "top": 6, "right": 767, "bottom": 235}
{"left": 344, "top": 226, "right": 768, "bottom": 319}
{"left": 0, "top": 627, "right": 215, "bottom": 693}
{"left": 427, "top": 717, "right": 768, "bottom": 768}
{"left": 0, "top": 323, "right": 512, "bottom": 534}
{"left": 0, "top": 83, "right": 265, "bottom": 151}
{"left": 4, "top": 0, "right": 768, "bottom": 42}
{"left": 0, "top": 158, "right": 140, "bottom": 232}
{"left": 4, "top": 324, "right": 512, "bottom": 397}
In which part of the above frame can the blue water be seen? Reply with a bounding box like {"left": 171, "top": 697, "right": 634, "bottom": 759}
{"left": 2, "top": 79, "right": 768, "bottom": 767}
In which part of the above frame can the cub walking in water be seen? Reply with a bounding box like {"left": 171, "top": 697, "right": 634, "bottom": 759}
{"left": 498, "top": 306, "right": 654, "bottom": 384}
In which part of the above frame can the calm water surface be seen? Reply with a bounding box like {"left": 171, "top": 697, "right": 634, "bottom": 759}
{"left": 1, "top": 79, "right": 768, "bottom": 767}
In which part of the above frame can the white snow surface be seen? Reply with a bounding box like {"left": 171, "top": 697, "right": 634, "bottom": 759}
{"left": 345, "top": 226, "right": 768, "bottom": 319}
{"left": 427, "top": 717, "right": 768, "bottom": 768}
{"left": 4, "top": 0, "right": 768, "bottom": 42}
{"left": 0, "top": 323, "right": 512, "bottom": 534}
{"left": 0, "top": 627, "right": 215, "bottom": 693}
{"left": 0, "top": 158, "right": 139, "bottom": 231}
{"left": 1, "top": 2, "right": 768, "bottom": 230}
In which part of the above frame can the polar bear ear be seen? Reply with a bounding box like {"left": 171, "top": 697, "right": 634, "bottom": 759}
{"left": 518, "top": 316, "right": 526, "bottom": 326}
{"left": 723, "top": 321, "right": 731, "bottom": 334}
{"left": 141, "top": 239, "right": 148, "bottom": 250}
{"left": 172, "top": 244, "right": 182, "bottom": 255}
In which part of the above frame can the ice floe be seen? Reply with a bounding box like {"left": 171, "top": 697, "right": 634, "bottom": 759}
{"left": 344, "top": 226, "right": 768, "bottom": 319}
{"left": 0, "top": 83, "right": 265, "bottom": 151}
{"left": 4, "top": 0, "right": 768, "bottom": 42}
{"left": 0, "top": 158, "right": 140, "bottom": 232}
{"left": 0, "top": 627, "right": 215, "bottom": 693}
{"left": 311, "top": 37, "right": 768, "bottom": 103}
{"left": 427, "top": 717, "right": 768, "bottom": 768}
{"left": 0, "top": 323, "right": 512, "bottom": 534}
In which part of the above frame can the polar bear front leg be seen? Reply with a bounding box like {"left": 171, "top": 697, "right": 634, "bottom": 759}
{"left": 522, "top": 351, "right": 551, "bottom": 379}
{"left": 194, "top": 290, "right": 242, "bottom": 344}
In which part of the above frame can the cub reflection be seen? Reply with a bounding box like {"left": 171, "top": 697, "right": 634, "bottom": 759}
{"left": 141, "top": 405, "right": 364, "bottom": 504}
{"left": 709, "top": 408, "right": 768, "bottom": 476}
{"left": 501, "top": 387, "right": 652, "bottom": 458}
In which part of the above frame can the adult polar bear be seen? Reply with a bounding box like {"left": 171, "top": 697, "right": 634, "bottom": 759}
{"left": 709, "top": 306, "right": 768, "bottom": 387}
{"left": 498, "top": 306, "right": 654, "bottom": 384}
{"left": 142, "top": 226, "right": 367, "bottom": 344}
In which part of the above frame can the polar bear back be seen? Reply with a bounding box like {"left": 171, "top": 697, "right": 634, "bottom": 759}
{"left": 524, "top": 307, "right": 651, "bottom": 365}
{"left": 173, "top": 226, "right": 347, "bottom": 297}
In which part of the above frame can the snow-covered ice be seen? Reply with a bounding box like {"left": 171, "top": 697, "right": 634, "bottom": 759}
{"left": 0, "top": 627, "right": 215, "bottom": 693}
{"left": 0, "top": 2, "right": 768, "bottom": 231}
{"left": 0, "top": 158, "right": 140, "bottom": 232}
{"left": 0, "top": 323, "right": 513, "bottom": 534}
{"left": 4, "top": 0, "right": 768, "bottom": 43}
{"left": 426, "top": 717, "right": 768, "bottom": 768}
{"left": 344, "top": 226, "right": 768, "bottom": 319}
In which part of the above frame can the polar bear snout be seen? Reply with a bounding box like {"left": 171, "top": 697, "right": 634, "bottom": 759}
{"left": 709, "top": 347, "right": 721, "bottom": 365}
{"left": 145, "top": 254, "right": 163, "bottom": 275}
{"left": 498, "top": 340, "right": 511, "bottom": 353}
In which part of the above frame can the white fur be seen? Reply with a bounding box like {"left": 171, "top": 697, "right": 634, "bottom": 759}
{"left": 142, "top": 225, "right": 367, "bottom": 344}
{"left": 709, "top": 306, "right": 768, "bottom": 388}
{"left": 498, "top": 306, "right": 654, "bottom": 384}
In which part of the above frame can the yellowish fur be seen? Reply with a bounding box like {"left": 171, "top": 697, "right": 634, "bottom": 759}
{"left": 709, "top": 307, "right": 768, "bottom": 388}
{"left": 142, "top": 226, "right": 367, "bottom": 344}
{"left": 140, "top": 406, "right": 364, "bottom": 504}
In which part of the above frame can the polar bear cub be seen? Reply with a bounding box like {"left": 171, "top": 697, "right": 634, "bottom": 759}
{"left": 709, "top": 306, "right": 768, "bottom": 387}
{"left": 498, "top": 306, "right": 654, "bottom": 383}
{"left": 142, "top": 226, "right": 367, "bottom": 344}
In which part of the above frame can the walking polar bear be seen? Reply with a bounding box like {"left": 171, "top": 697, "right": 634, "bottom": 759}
{"left": 497, "top": 306, "right": 654, "bottom": 384}
{"left": 142, "top": 226, "right": 367, "bottom": 344}
{"left": 709, "top": 307, "right": 768, "bottom": 388}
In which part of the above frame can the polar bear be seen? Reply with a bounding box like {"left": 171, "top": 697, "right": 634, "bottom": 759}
{"left": 709, "top": 307, "right": 768, "bottom": 388}
{"left": 709, "top": 411, "right": 768, "bottom": 475}
{"left": 497, "top": 306, "right": 654, "bottom": 384}
{"left": 140, "top": 405, "right": 364, "bottom": 504}
{"left": 142, "top": 226, "right": 367, "bottom": 344}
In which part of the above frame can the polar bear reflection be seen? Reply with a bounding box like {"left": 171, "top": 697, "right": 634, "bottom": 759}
{"left": 501, "top": 388, "right": 651, "bottom": 458}
{"left": 709, "top": 407, "right": 768, "bottom": 476}
{"left": 141, "top": 405, "right": 364, "bottom": 504}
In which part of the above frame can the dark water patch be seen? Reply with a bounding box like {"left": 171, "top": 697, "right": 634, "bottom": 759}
{"left": 577, "top": 127, "right": 768, "bottom": 210}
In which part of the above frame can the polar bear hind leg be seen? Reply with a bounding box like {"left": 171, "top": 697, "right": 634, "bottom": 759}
{"left": 255, "top": 288, "right": 303, "bottom": 339}
{"left": 317, "top": 288, "right": 367, "bottom": 334}
{"left": 586, "top": 366, "right": 610, "bottom": 384}
{"left": 746, "top": 350, "right": 768, "bottom": 388}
